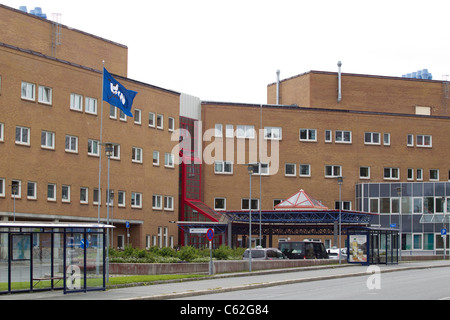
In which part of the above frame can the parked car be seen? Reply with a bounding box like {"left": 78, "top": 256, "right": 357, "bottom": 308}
{"left": 242, "top": 248, "right": 286, "bottom": 260}
{"left": 326, "top": 247, "right": 347, "bottom": 260}
{"left": 278, "top": 241, "right": 329, "bottom": 259}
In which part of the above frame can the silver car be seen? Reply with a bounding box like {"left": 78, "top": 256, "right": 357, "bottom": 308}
{"left": 242, "top": 248, "right": 286, "bottom": 260}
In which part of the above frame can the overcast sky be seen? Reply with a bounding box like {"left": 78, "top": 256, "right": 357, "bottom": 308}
{"left": 2, "top": 0, "right": 450, "bottom": 104}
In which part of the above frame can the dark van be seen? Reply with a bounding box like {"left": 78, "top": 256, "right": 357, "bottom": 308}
{"left": 278, "top": 241, "right": 329, "bottom": 259}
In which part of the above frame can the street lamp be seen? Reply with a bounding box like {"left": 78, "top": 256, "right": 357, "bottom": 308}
{"left": 104, "top": 142, "right": 114, "bottom": 282}
{"left": 247, "top": 164, "right": 255, "bottom": 272}
{"left": 337, "top": 176, "right": 343, "bottom": 265}
{"left": 11, "top": 183, "right": 18, "bottom": 222}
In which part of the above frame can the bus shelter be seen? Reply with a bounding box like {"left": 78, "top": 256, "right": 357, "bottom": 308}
{"left": 0, "top": 222, "right": 113, "bottom": 295}
{"left": 346, "top": 227, "right": 399, "bottom": 266}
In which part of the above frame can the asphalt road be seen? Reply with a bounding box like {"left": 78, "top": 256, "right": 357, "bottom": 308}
{"left": 180, "top": 266, "right": 450, "bottom": 300}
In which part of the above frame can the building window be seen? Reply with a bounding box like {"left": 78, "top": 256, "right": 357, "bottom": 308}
{"left": 131, "top": 192, "right": 142, "bottom": 208}
{"left": 41, "top": 131, "right": 55, "bottom": 149}
{"left": 134, "top": 109, "right": 142, "bottom": 125}
{"left": 62, "top": 185, "right": 70, "bottom": 203}
{"left": 236, "top": 125, "right": 255, "bottom": 139}
{"left": 149, "top": 112, "right": 155, "bottom": 127}
{"left": 11, "top": 180, "right": 21, "bottom": 198}
{"left": 215, "top": 161, "right": 233, "bottom": 174}
{"left": 0, "top": 123, "right": 4, "bottom": 142}
{"left": 214, "top": 198, "right": 226, "bottom": 211}
{"left": 110, "top": 105, "right": 117, "bottom": 119}
{"left": 152, "top": 194, "right": 162, "bottom": 210}
{"left": 119, "top": 110, "right": 127, "bottom": 121}
{"left": 164, "top": 196, "right": 174, "bottom": 211}
{"left": 299, "top": 164, "right": 311, "bottom": 177}
{"left": 325, "top": 130, "right": 332, "bottom": 143}
{"left": 384, "top": 133, "right": 391, "bottom": 146}
{"left": 252, "top": 163, "right": 269, "bottom": 176}
{"left": 300, "top": 129, "right": 317, "bottom": 142}
{"left": 168, "top": 117, "right": 175, "bottom": 132}
{"left": 15, "top": 126, "right": 30, "bottom": 146}
{"left": 407, "top": 168, "right": 414, "bottom": 181}
{"left": 65, "top": 135, "right": 78, "bottom": 153}
{"left": 360, "top": 167, "right": 370, "bottom": 179}
{"left": 88, "top": 139, "right": 100, "bottom": 157}
{"left": 265, "top": 127, "right": 282, "bottom": 140}
{"left": 384, "top": 167, "right": 400, "bottom": 180}
{"left": 430, "top": 169, "right": 439, "bottom": 181}
{"left": 85, "top": 97, "right": 97, "bottom": 115}
{"left": 47, "top": 183, "right": 56, "bottom": 201}
{"left": 111, "top": 144, "right": 120, "bottom": 160}
{"left": 157, "top": 114, "right": 164, "bottom": 129}
{"left": 226, "top": 125, "right": 234, "bottom": 138}
{"left": 407, "top": 134, "right": 414, "bottom": 147}
{"left": 0, "top": 178, "right": 4, "bottom": 197}
{"left": 93, "top": 188, "right": 101, "bottom": 205}
{"left": 242, "top": 199, "right": 259, "bottom": 210}
{"left": 416, "top": 135, "right": 432, "bottom": 148}
{"left": 38, "top": 86, "right": 52, "bottom": 105}
{"left": 21, "top": 82, "right": 35, "bottom": 101}
{"left": 118, "top": 191, "right": 126, "bottom": 207}
{"left": 153, "top": 151, "right": 160, "bottom": 166}
{"left": 27, "top": 181, "right": 37, "bottom": 200}
{"left": 215, "top": 124, "right": 223, "bottom": 138}
{"left": 364, "top": 132, "right": 380, "bottom": 145}
{"left": 132, "top": 147, "right": 143, "bottom": 163}
{"left": 325, "top": 165, "right": 342, "bottom": 178}
{"left": 335, "top": 130, "right": 352, "bottom": 143}
{"left": 285, "top": 163, "right": 296, "bottom": 176}
{"left": 164, "top": 153, "right": 174, "bottom": 168}
{"left": 70, "top": 93, "right": 83, "bottom": 112}
{"left": 80, "top": 187, "right": 88, "bottom": 204}
{"left": 417, "top": 169, "right": 423, "bottom": 181}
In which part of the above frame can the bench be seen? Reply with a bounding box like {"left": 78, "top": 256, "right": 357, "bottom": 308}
{"left": 32, "top": 275, "right": 64, "bottom": 288}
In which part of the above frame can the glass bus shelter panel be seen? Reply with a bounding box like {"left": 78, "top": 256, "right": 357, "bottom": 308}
{"left": 0, "top": 232, "right": 8, "bottom": 294}
{"left": 85, "top": 230, "right": 105, "bottom": 291}
{"left": 65, "top": 232, "right": 85, "bottom": 293}
{"left": 10, "top": 233, "right": 32, "bottom": 292}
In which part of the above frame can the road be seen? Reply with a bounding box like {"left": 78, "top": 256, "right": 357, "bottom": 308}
{"left": 179, "top": 267, "right": 450, "bottom": 300}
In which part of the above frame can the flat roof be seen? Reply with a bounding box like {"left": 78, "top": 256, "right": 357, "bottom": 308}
{"left": 0, "top": 222, "right": 115, "bottom": 229}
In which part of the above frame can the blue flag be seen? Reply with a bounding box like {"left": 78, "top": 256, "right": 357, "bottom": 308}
{"left": 103, "top": 68, "right": 138, "bottom": 117}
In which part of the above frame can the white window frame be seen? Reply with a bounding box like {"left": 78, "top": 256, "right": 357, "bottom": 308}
{"left": 325, "top": 165, "right": 342, "bottom": 178}
{"left": 407, "top": 168, "right": 414, "bottom": 181}
{"left": 164, "top": 153, "right": 174, "bottom": 168}
{"left": 407, "top": 134, "right": 414, "bottom": 147}
{"left": 325, "top": 130, "right": 333, "bottom": 143}
{"left": 430, "top": 169, "right": 440, "bottom": 181}
{"left": 85, "top": 97, "right": 98, "bottom": 115}
{"left": 21, "top": 82, "right": 35, "bottom": 101}
{"left": 214, "top": 161, "right": 233, "bottom": 174}
{"left": 360, "top": 166, "right": 371, "bottom": 179}
{"left": 62, "top": 185, "right": 71, "bottom": 203}
{"left": 88, "top": 139, "right": 100, "bottom": 157}
{"left": 285, "top": 163, "right": 296, "bottom": 177}
{"left": 157, "top": 114, "right": 164, "bottom": 129}
{"left": 364, "top": 132, "right": 381, "bottom": 145}
{"left": 152, "top": 194, "right": 162, "bottom": 210}
{"left": 47, "top": 183, "right": 56, "bottom": 202}
{"left": 38, "top": 85, "right": 52, "bottom": 105}
{"left": 241, "top": 198, "right": 259, "bottom": 210}
{"left": 153, "top": 151, "right": 160, "bottom": 166}
{"left": 384, "top": 167, "right": 400, "bottom": 180}
{"left": 236, "top": 125, "right": 255, "bottom": 139}
{"left": 335, "top": 130, "right": 352, "bottom": 144}
{"left": 119, "top": 110, "right": 127, "bottom": 122}
{"left": 134, "top": 109, "right": 142, "bottom": 125}
{"left": 132, "top": 147, "right": 143, "bottom": 163}
{"left": 80, "top": 187, "right": 89, "bottom": 204}
{"left": 214, "top": 198, "right": 226, "bottom": 211}
{"left": 15, "top": 126, "right": 30, "bottom": 146}
{"left": 0, "top": 178, "right": 5, "bottom": 197}
{"left": 11, "top": 180, "right": 21, "bottom": 199}
{"left": 131, "top": 192, "right": 142, "bottom": 208}
{"left": 70, "top": 93, "right": 83, "bottom": 112}
{"left": 27, "top": 181, "right": 37, "bottom": 200}
{"left": 41, "top": 131, "right": 55, "bottom": 150}
{"left": 383, "top": 133, "right": 391, "bottom": 146}
{"left": 226, "top": 125, "right": 234, "bottom": 138}
{"left": 93, "top": 188, "right": 101, "bottom": 206}
{"left": 111, "top": 144, "right": 120, "bottom": 160}
{"left": 0, "top": 123, "right": 4, "bottom": 142}
{"left": 164, "top": 196, "right": 174, "bottom": 211}
{"left": 65, "top": 135, "right": 78, "bottom": 153}
{"left": 149, "top": 112, "right": 155, "bottom": 128}
{"left": 168, "top": 117, "right": 175, "bottom": 132}
{"left": 118, "top": 191, "right": 126, "bottom": 207}
{"left": 416, "top": 135, "right": 432, "bottom": 148}
{"left": 215, "top": 124, "right": 223, "bottom": 138}
{"left": 110, "top": 105, "right": 117, "bottom": 119}
{"left": 417, "top": 169, "right": 423, "bottom": 181}
{"left": 252, "top": 163, "right": 269, "bottom": 176}
{"left": 299, "top": 164, "right": 311, "bottom": 177}
{"left": 264, "top": 127, "right": 282, "bottom": 140}
{"left": 299, "top": 129, "right": 317, "bottom": 142}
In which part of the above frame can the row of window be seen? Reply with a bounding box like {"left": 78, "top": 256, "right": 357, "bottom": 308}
{"left": 1, "top": 179, "right": 175, "bottom": 211}
{"left": 214, "top": 124, "right": 433, "bottom": 148}
{"left": 3, "top": 123, "right": 176, "bottom": 167}
{"left": 364, "top": 196, "right": 450, "bottom": 215}
{"left": 20, "top": 81, "right": 176, "bottom": 131}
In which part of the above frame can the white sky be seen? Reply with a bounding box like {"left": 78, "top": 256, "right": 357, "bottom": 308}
{"left": 2, "top": 0, "right": 450, "bottom": 104}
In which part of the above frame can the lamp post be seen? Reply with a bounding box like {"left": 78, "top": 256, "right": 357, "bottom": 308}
{"left": 104, "top": 142, "right": 114, "bottom": 282}
{"left": 337, "top": 176, "right": 343, "bottom": 265}
{"left": 247, "top": 164, "right": 255, "bottom": 272}
{"left": 11, "top": 183, "right": 18, "bottom": 222}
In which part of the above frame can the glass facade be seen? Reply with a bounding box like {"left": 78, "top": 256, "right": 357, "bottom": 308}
{"left": 356, "top": 182, "right": 450, "bottom": 253}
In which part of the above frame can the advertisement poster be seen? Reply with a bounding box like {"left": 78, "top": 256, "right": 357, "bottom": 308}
{"left": 349, "top": 234, "right": 367, "bottom": 263}
{"left": 12, "top": 234, "right": 31, "bottom": 261}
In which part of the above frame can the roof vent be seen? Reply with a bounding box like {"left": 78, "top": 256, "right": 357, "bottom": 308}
{"left": 402, "top": 69, "right": 432, "bottom": 80}
{"left": 20, "top": 6, "right": 47, "bottom": 19}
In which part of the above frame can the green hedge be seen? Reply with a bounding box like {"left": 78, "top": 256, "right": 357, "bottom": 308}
{"left": 109, "top": 245, "right": 246, "bottom": 263}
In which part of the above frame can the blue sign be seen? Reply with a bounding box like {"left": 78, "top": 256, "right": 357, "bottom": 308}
{"left": 126, "top": 221, "right": 130, "bottom": 229}
{"left": 441, "top": 229, "right": 447, "bottom": 236}
{"left": 206, "top": 228, "right": 214, "bottom": 242}
{"left": 80, "top": 239, "right": 89, "bottom": 248}
{"left": 390, "top": 223, "right": 397, "bottom": 228}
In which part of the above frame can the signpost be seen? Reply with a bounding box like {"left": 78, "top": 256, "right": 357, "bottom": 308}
{"left": 207, "top": 229, "right": 214, "bottom": 275}
{"left": 442, "top": 229, "right": 447, "bottom": 260}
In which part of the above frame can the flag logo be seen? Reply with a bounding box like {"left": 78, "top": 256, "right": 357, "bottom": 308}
{"left": 103, "top": 68, "right": 138, "bottom": 117}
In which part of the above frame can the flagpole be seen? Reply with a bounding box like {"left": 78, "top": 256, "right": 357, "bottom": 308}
{"left": 98, "top": 61, "right": 105, "bottom": 223}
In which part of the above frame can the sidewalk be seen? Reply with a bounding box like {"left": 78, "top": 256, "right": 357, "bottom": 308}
{"left": 2, "top": 260, "right": 450, "bottom": 300}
